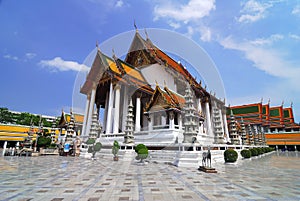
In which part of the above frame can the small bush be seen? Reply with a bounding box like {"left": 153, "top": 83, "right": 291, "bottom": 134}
{"left": 262, "top": 147, "right": 268, "bottom": 153}
{"left": 48, "top": 143, "right": 57, "bottom": 149}
{"left": 112, "top": 140, "right": 120, "bottom": 157}
{"left": 241, "top": 149, "right": 251, "bottom": 158}
{"left": 257, "top": 147, "right": 263, "bottom": 155}
{"left": 250, "top": 148, "right": 258, "bottom": 156}
{"left": 137, "top": 148, "right": 148, "bottom": 161}
{"left": 135, "top": 144, "right": 147, "bottom": 153}
{"left": 224, "top": 149, "right": 238, "bottom": 163}
{"left": 135, "top": 144, "right": 148, "bottom": 162}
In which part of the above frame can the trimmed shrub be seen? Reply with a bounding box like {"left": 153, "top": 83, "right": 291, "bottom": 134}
{"left": 250, "top": 148, "right": 258, "bottom": 156}
{"left": 112, "top": 140, "right": 120, "bottom": 157}
{"left": 224, "top": 149, "right": 238, "bottom": 163}
{"left": 137, "top": 148, "right": 148, "bottom": 161}
{"left": 257, "top": 147, "right": 263, "bottom": 155}
{"left": 262, "top": 147, "right": 268, "bottom": 153}
{"left": 135, "top": 144, "right": 148, "bottom": 162}
{"left": 241, "top": 149, "right": 251, "bottom": 158}
{"left": 135, "top": 144, "right": 147, "bottom": 153}
{"left": 86, "top": 138, "right": 102, "bottom": 159}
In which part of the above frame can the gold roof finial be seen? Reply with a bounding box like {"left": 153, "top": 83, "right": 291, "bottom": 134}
{"left": 134, "top": 20, "right": 138, "bottom": 32}
{"left": 281, "top": 100, "right": 284, "bottom": 106}
{"left": 145, "top": 28, "right": 149, "bottom": 39}
{"left": 291, "top": 101, "right": 293, "bottom": 108}
{"left": 112, "top": 48, "right": 117, "bottom": 59}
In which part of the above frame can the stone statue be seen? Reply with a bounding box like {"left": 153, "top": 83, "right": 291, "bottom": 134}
{"left": 202, "top": 147, "right": 211, "bottom": 168}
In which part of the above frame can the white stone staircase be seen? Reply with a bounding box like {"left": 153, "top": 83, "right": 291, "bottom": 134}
{"left": 173, "top": 151, "right": 201, "bottom": 167}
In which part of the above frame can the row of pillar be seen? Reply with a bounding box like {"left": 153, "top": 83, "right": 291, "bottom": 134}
{"left": 82, "top": 82, "right": 143, "bottom": 136}
{"left": 197, "top": 98, "right": 229, "bottom": 141}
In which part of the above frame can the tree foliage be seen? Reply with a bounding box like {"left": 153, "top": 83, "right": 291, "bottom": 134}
{"left": 0, "top": 107, "right": 53, "bottom": 127}
{"left": 37, "top": 136, "right": 51, "bottom": 148}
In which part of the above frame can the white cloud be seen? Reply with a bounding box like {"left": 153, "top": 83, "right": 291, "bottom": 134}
{"left": 250, "top": 34, "right": 283, "bottom": 46}
{"left": 154, "top": 0, "right": 216, "bottom": 23}
{"left": 169, "top": 21, "right": 181, "bottom": 29}
{"left": 39, "top": 57, "right": 90, "bottom": 72}
{"left": 219, "top": 35, "right": 300, "bottom": 79}
{"left": 238, "top": 0, "right": 272, "bottom": 23}
{"left": 115, "top": 0, "right": 123, "bottom": 8}
{"left": 292, "top": 5, "right": 300, "bottom": 15}
{"left": 3, "top": 54, "right": 18, "bottom": 61}
{"left": 199, "top": 26, "right": 212, "bottom": 42}
{"left": 25, "top": 53, "right": 36, "bottom": 59}
{"left": 289, "top": 34, "right": 300, "bottom": 41}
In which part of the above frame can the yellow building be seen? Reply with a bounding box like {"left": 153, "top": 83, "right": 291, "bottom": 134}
{"left": 0, "top": 112, "right": 83, "bottom": 148}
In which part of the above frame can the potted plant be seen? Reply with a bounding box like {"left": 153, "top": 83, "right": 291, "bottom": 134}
{"left": 112, "top": 140, "right": 120, "bottom": 161}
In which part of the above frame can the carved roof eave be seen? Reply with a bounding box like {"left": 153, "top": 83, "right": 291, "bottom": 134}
{"left": 144, "top": 107, "right": 182, "bottom": 115}
{"left": 80, "top": 49, "right": 108, "bottom": 95}
{"left": 145, "top": 86, "right": 183, "bottom": 112}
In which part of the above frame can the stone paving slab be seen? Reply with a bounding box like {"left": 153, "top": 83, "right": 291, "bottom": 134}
{"left": 0, "top": 152, "right": 299, "bottom": 201}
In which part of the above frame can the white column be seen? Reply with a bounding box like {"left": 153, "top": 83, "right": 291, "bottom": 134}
{"left": 103, "top": 91, "right": 109, "bottom": 131}
{"left": 205, "top": 100, "right": 212, "bottom": 137}
{"left": 122, "top": 87, "right": 128, "bottom": 131}
{"left": 219, "top": 108, "right": 225, "bottom": 133}
{"left": 113, "top": 85, "right": 121, "bottom": 134}
{"left": 135, "top": 97, "right": 141, "bottom": 132}
{"left": 197, "top": 98, "right": 202, "bottom": 113}
{"left": 223, "top": 112, "right": 230, "bottom": 142}
{"left": 106, "top": 82, "right": 114, "bottom": 134}
{"left": 169, "top": 112, "right": 175, "bottom": 129}
{"left": 86, "top": 85, "right": 97, "bottom": 136}
{"left": 82, "top": 94, "right": 91, "bottom": 136}
{"left": 179, "top": 113, "right": 182, "bottom": 130}
{"left": 149, "top": 114, "right": 153, "bottom": 131}
{"left": 2, "top": 141, "right": 7, "bottom": 156}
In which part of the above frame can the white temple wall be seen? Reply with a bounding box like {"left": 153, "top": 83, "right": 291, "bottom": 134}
{"left": 141, "top": 64, "right": 176, "bottom": 91}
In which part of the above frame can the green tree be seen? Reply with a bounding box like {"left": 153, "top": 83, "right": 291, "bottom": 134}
{"left": 0, "top": 107, "right": 13, "bottom": 124}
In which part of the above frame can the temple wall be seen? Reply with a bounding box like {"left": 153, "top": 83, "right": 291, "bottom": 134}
{"left": 141, "top": 63, "right": 176, "bottom": 91}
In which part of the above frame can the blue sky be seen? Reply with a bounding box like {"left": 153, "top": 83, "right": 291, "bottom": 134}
{"left": 1, "top": 0, "right": 300, "bottom": 121}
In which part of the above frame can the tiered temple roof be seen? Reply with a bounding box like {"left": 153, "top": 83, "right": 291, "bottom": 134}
{"left": 80, "top": 48, "right": 153, "bottom": 95}
{"left": 228, "top": 102, "right": 299, "bottom": 129}
{"left": 125, "top": 31, "right": 210, "bottom": 99}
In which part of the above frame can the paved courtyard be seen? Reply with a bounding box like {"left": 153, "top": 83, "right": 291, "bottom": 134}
{"left": 0, "top": 151, "right": 299, "bottom": 201}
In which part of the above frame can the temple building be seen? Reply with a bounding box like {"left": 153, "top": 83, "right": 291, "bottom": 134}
{"left": 227, "top": 102, "right": 300, "bottom": 150}
{"left": 80, "top": 29, "right": 229, "bottom": 148}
